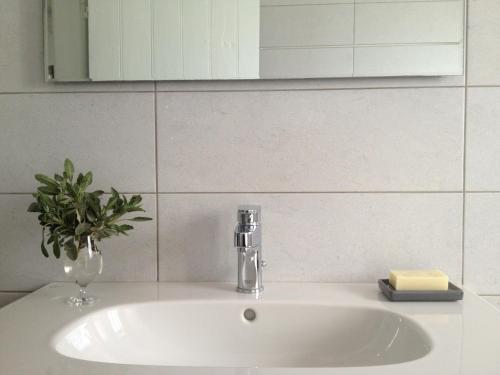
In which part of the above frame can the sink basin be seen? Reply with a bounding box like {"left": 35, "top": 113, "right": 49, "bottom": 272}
{"left": 52, "top": 301, "right": 432, "bottom": 368}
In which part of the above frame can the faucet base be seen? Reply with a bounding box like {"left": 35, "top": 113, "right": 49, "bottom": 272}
{"left": 236, "top": 286, "right": 264, "bottom": 294}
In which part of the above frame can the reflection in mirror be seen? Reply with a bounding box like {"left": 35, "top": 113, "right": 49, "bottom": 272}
{"left": 44, "top": 0, "right": 464, "bottom": 82}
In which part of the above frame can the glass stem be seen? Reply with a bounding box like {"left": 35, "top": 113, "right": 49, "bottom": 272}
{"left": 79, "top": 286, "right": 88, "bottom": 302}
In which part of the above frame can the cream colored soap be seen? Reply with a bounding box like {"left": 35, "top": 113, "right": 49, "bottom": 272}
{"left": 389, "top": 270, "right": 449, "bottom": 291}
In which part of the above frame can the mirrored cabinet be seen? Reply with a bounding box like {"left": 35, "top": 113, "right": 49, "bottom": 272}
{"left": 44, "top": 0, "right": 465, "bottom": 81}
{"left": 88, "top": 0, "right": 259, "bottom": 80}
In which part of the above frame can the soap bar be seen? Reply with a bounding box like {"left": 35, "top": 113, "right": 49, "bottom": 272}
{"left": 389, "top": 270, "right": 449, "bottom": 291}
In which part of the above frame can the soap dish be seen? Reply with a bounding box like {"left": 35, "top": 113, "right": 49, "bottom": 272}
{"left": 378, "top": 279, "right": 463, "bottom": 302}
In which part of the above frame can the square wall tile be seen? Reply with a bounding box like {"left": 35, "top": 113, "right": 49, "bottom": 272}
{"left": 0, "top": 293, "right": 28, "bottom": 308}
{"left": 158, "top": 193, "right": 462, "bottom": 283}
{"left": 0, "top": 194, "right": 157, "bottom": 291}
{"left": 157, "top": 88, "right": 464, "bottom": 192}
{"left": 464, "top": 193, "right": 500, "bottom": 294}
{"left": 467, "top": 0, "right": 500, "bottom": 85}
{"left": 466, "top": 88, "right": 500, "bottom": 191}
{"left": 0, "top": 93, "right": 156, "bottom": 193}
{"left": 0, "top": 0, "right": 153, "bottom": 93}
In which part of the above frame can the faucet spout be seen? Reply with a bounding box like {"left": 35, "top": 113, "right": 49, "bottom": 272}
{"left": 234, "top": 206, "right": 265, "bottom": 293}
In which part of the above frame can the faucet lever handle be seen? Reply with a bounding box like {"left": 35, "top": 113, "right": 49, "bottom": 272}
{"left": 237, "top": 205, "right": 261, "bottom": 225}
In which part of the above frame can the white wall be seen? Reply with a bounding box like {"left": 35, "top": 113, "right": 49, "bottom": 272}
{"left": 0, "top": 0, "right": 498, "bottom": 306}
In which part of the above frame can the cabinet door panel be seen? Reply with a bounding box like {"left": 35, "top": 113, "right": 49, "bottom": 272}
{"left": 122, "top": 0, "right": 152, "bottom": 80}
{"left": 88, "top": 0, "right": 122, "bottom": 80}
{"left": 51, "top": 0, "right": 88, "bottom": 81}
{"left": 182, "top": 0, "right": 211, "bottom": 79}
{"left": 211, "top": 0, "right": 238, "bottom": 79}
{"left": 238, "top": 0, "right": 260, "bottom": 78}
{"left": 153, "top": 0, "right": 183, "bottom": 79}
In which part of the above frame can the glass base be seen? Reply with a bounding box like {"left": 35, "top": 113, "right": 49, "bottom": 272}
{"left": 66, "top": 294, "right": 98, "bottom": 306}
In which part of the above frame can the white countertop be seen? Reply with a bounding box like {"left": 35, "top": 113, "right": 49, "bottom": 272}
{"left": 1, "top": 282, "right": 500, "bottom": 375}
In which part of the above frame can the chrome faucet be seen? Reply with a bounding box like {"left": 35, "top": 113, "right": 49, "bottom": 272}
{"left": 234, "top": 205, "right": 266, "bottom": 293}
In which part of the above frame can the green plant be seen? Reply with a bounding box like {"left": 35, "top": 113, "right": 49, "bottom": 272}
{"left": 28, "top": 159, "right": 152, "bottom": 260}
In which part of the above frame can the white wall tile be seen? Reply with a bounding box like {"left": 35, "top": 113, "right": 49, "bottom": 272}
{"left": 157, "top": 88, "right": 464, "bottom": 192}
{"left": 466, "top": 88, "right": 500, "bottom": 191}
{"left": 0, "top": 293, "right": 28, "bottom": 308}
{"left": 158, "top": 193, "right": 463, "bottom": 283}
{"left": 0, "top": 0, "right": 154, "bottom": 93}
{"left": 464, "top": 193, "right": 500, "bottom": 295}
{"left": 0, "top": 194, "right": 157, "bottom": 291}
{"left": 467, "top": 0, "right": 500, "bottom": 85}
{"left": 0, "top": 93, "right": 156, "bottom": 193}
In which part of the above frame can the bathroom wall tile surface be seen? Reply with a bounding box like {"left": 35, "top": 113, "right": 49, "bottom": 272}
{"left": 0, "top": 293, "right": 28, "bottom": 309}
{"left": 0, "top": 0, "right": 495, "bottom": 295}
{"left": 466, "top": 88, "right": 500, "bottom": 191}
{"left": 464, "top": 193, "right": 500, "bottom": 295}
{"left": 0, "top": 194, "right": 157, "bottom": 291}
{"left": 0, "top": 0, "right": 153, "bottom": 93}
{"left": 158, "top": 193, "right": 463, "bottom": 283}
{"left": 157, "top": 89, "right": 464, "bottom": 192}
{"left": 467, "top": 0, "right": 500, "bottom": 85}
{"left": 0, "top": 93, "right": 156, "bottom": 193}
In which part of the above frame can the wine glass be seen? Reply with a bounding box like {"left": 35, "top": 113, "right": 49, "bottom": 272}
{"left": 63, "top": 236, "right": 103, "bottom": 306}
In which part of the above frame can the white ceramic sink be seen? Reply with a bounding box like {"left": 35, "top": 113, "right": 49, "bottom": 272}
{"left": 53, "top": 301, "right": 432, "bottom": 368}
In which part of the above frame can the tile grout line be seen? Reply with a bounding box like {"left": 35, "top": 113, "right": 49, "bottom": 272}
{"left": 153, "top": 190, "right": 466, "bottom": 194}
{"left": 154, "top": 81, "right": 160, "bottom": 282}
{"left": 4, "top": 190, "right": 500, "bottom": 195}
{"left": 461, "top": 0, "right": 470, "bottom": 286}
{"left": 0, "top": 85, "right": 473, "bottom": 96}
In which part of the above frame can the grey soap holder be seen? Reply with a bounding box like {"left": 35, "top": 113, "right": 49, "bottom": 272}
{"left": 378, "top": 279, "right": 463, "bottom": 302}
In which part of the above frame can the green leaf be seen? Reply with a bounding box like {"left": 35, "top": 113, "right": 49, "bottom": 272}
{"left": 37, "top": 185, "right": 59, "bottom": 195}
{"left": 84, "top": 172, "right": 93, "bottom": 186}
{"left": 128, "top": 217, "right": 152, "bottom": 222}
{"left": 76, "top": 173, "right": 84, "bottom": 184}
{"left": 41, "top": 240, "right": 49, "bottom": 257}
{"left": 64, "top": 240, "right": 78, "bottom": 261}
{"left": 129, "top": 195, "right": 142, "bottom": 205}
{"left": 86, "top": 208, "right": 97, "bottom": 222}
{"left": 54, "top": 174, "right": 64, "bottom": 182}
{"left": 64, "top": 159, "right": 74, "bottom": 181}
{"left": 35, "top": 174, "right": 58, "bottom": 188}
{"left": 27, "top": 202, "right": 41, "bottom": 212}
{"left": 41, "top": 228, "right": 49, "bottom": 257}
{"left": 126, "top": 207, "right": 145, "bottom": 212}
{"left": 106, "top": 196, "right": 119, "bottom": 210}
{"left": 53, "top": 238, "right": 61, "bottom": 258}
{"left": 110, "top": 187, "right": 119, "bottom": 198}
{"left": 75, "top": 222, "right": 91, "bottom": 236}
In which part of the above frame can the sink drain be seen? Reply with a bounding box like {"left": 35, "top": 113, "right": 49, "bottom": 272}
{"left": 243, "top": 308, "right": 257, "bottom": 322}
